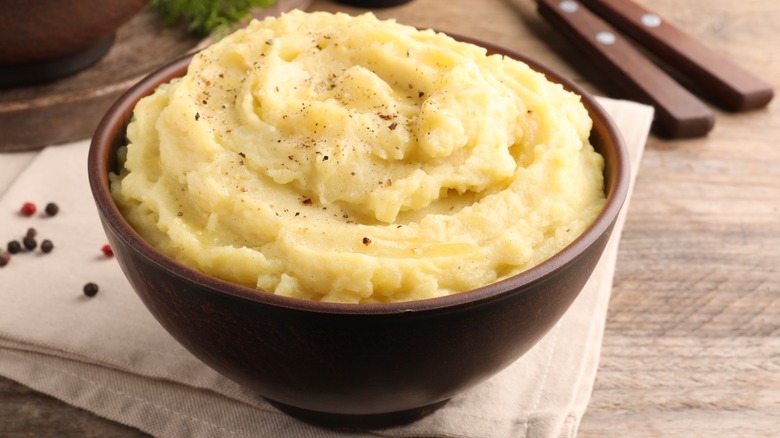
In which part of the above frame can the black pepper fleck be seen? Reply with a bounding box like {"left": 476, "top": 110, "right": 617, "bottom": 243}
{"left": 195, "top": 112, "right": 200, "bottom": 121}
{"left": 362, "top": 237, "right": 372, "bottom": 246}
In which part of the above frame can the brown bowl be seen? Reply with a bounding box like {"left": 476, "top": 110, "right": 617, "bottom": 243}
{"left": 0, "top": 0, "right": 148, "bottom": 86}
{"left": 88, "top": 36, "right": 629, "bottom": 428}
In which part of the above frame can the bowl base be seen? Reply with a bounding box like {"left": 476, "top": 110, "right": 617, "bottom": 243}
{"left": 0, "top": 33, "right": 115, "bottom": 88}
{"left": 266, "top": 398, "right": 450, "bottom": 430}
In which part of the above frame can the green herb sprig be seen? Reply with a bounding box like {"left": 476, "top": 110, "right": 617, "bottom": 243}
{"left": 150, "top": 0, "right": 276, "bottom": 37}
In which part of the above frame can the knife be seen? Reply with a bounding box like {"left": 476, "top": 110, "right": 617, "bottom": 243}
{"left": 536, "top": 0, "right": 774, "bottom": 138}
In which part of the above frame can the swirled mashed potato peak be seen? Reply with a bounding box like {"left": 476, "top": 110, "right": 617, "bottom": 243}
{"left": 110, "top": 10, "right": 605, "bottom": 303}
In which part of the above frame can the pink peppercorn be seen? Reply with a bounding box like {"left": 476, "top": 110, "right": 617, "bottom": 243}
{"left": 20, "top": 202, "right": 36, "bottom": 217}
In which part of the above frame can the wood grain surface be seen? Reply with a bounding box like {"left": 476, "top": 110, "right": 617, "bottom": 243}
{"left": 1, "top": 0, "right": 778, "bottom": 436}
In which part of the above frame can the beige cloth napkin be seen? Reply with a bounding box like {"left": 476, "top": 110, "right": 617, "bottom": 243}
{"left": 0, "top": 97, "right": 653, "bottom": 438}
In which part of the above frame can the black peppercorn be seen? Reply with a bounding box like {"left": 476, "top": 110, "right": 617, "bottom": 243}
{"left": 22, "top": 236, "right": 37, "bottom": 251}
{"left": 45, "top": 202, "right": 59, "bottom": 216}
{"left": 26, "top": 227, "right": 37, "bottom": 238}
{"left": 7, "top": 240, "right": 22, "bottom": 254}
{"left": 40, "top": 239, "right": 54, "bottom": 254}
{"left": 0, "top": 254, "right": 8, "bottom": 267}
{"left": 83, "top": 283, "right": 99, "bottom": 297}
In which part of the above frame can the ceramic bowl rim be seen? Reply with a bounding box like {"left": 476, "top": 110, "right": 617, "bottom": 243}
{"left": 88, "top": 35, "right": 630, "bottom": 316}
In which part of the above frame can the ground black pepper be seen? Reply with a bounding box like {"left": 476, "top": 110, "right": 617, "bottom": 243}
{"left": 83, "top": 283, "right": 99, "bottom": 297}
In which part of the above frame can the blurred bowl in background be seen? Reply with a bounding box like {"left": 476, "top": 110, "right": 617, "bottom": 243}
{"left": 0, "top": 0, "right": 148, "bottom": 87}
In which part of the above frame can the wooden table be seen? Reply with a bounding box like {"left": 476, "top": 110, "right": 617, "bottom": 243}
{"left": 2, "top": 0, "right": 778, "bottom": 436}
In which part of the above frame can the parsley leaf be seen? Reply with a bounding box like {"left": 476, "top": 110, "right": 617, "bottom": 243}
{"left": 150, "top": 0, "right": 276, "bottom": 37}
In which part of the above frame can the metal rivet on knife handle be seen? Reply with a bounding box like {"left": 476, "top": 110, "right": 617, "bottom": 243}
{"left": 640, "top": 13, "right": 661, "bottom": 28}
{"left": 536, "top": 0, "right": 715, "bottom": 138}
{"left": 580, "top": 0, "right": 774, "bottom": 111}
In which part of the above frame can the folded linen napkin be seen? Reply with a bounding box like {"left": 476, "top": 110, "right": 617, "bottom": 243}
{"left": 0, "top": 97, "right": 653, "bottom": 438}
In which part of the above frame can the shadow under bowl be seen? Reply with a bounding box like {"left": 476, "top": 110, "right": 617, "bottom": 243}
{"left": 88, "top": 36, "right": 629, "bottom": 429}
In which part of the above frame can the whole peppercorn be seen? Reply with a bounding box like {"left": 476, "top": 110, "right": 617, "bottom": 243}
{"left": 22, "top": 236, "right": 37, "bottom": 251}
{"left": 45, "top": 202, "right": 59, "bottom": 216}
{"left": 26, "top": 227, "right": 37, "bottom": 238}
{"left": 7, "top": 240, "right": 22, "bottom": 254}
{"left": 40, "top": 239, "right": 54, "bottom": 254}
{"left": 20, "top": 202, "right": 37, "bottom": 217}
{"left": 0, "top": 254, "right": 8, "bottom": 267}
{"left": 83, "top": 283, "right": 99, "bottom": 297}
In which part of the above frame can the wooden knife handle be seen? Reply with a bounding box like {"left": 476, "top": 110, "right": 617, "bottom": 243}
{"left": 580, "top": 0, "right": 774, "bottom": 111}
{"left": 536, "top": 0, "right": 715, "bottom": 138}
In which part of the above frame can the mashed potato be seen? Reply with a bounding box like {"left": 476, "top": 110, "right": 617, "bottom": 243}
{"left": 110, "top": 10, "right": 605, "bottom": 303}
